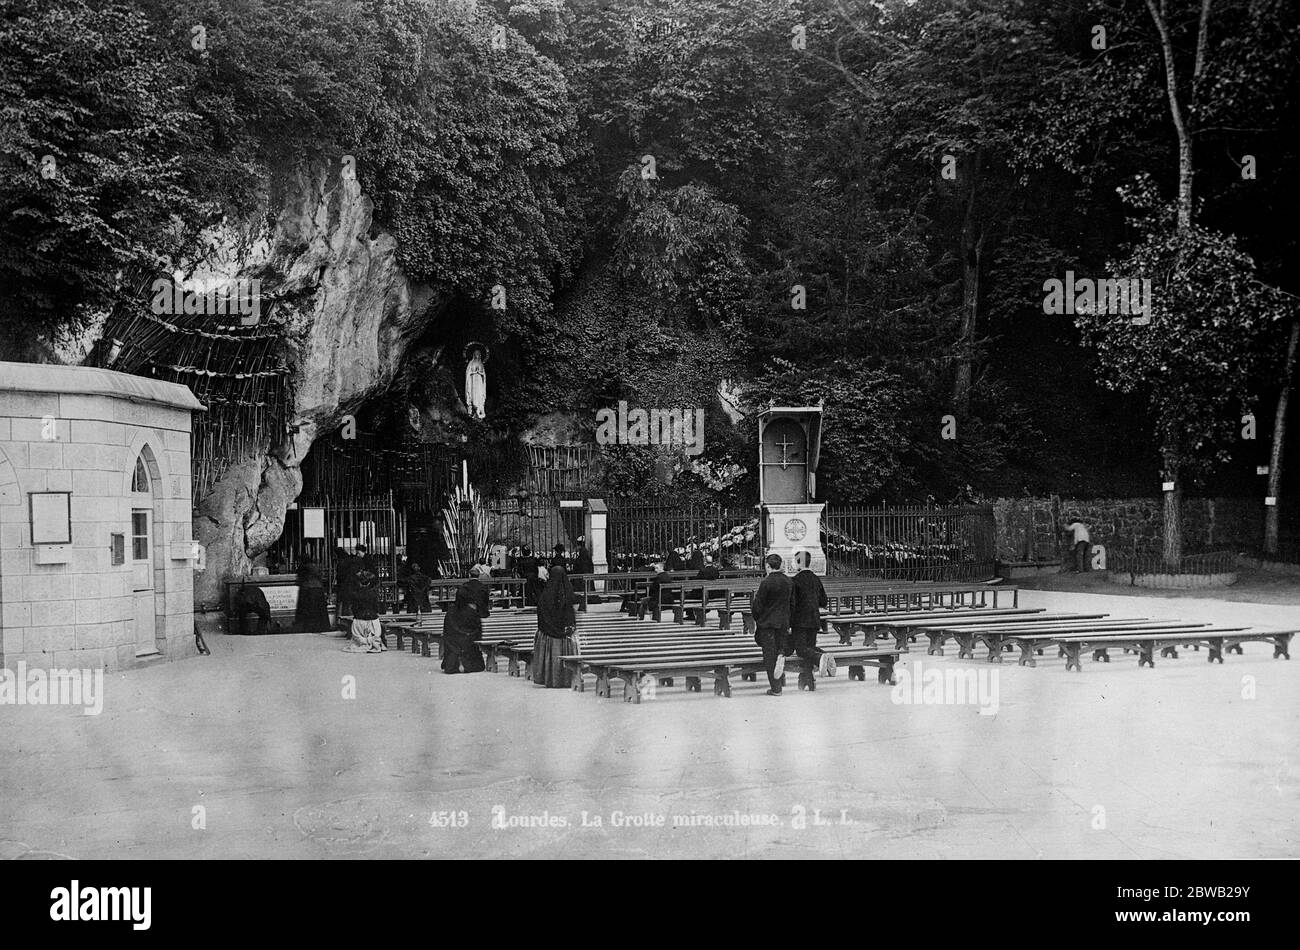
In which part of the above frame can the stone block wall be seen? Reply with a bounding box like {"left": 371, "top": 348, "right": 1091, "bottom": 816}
{"left": 0, "top": 382, "right": 198, "bottom": 672}
{"left": 991, "top": 495, "right": 1264, "bottom": 562}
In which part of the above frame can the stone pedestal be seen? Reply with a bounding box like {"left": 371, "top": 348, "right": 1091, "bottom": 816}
{"left": 763, "top": 503, "right": 826, "bottom": 575}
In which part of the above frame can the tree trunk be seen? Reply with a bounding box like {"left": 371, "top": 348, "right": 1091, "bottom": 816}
{"left": 953, "top": 152, "right": 983, "bottom": 415}
{"left": 1162, "top": 453, "right": 1182, "bottom": 568}
{"left": 1264, "top": 317, "right": 1300, "bottom": 554}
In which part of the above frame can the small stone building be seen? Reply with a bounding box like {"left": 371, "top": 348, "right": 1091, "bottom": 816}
{"left": 0, "top": 362, "right": 203, "bottom": 671}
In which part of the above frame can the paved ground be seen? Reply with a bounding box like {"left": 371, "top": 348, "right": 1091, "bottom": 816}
{"left": 1, "top": 588, "right": 1297, "bottom": 859}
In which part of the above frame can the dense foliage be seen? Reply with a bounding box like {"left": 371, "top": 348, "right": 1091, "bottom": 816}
{"left": 2, "top": 0, "right": 1297, "bottom": 512}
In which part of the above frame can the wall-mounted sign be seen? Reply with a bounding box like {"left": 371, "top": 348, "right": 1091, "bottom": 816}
{"left": 30, "top": 491, "right": 71, "bottom": 545}
{"left": 303, "top": 507, "right": 325, "bottom": 539}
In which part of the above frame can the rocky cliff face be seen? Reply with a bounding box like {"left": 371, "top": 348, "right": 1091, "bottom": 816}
{"left": 191, "top": 166, "right": 449, "bottom": 607}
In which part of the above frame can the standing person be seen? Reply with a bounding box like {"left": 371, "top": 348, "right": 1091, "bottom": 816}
{"left": 516, "top": 545, "right": 543, "bottom": 606}
{"left": 642, "top": 560, "right": 673, "bottom": 620}
{"left": 1064, "top": 519, "right": 1092, "bottom": 573}
{"left": 334, "top": 547, "right": 357, "bottom": 619}
{"left": 441, "top": 583, "right": 486, "bottom": 673}
{"left": 572, "top": 538, "right": 594, "bottom": 576}
{"left": 403, "top": 561, "right": 432, "bottom": 613}
{"left": 532, "top": 566, "right": 577, "bottom": 688}
{"left": 549, "top": 542, "right": 567, "bottom": 570}
{"left": 750, "top": 554, "right": 794, "bottom": 696}
{"left": 789, "top": 551, "right": 835, "bottom": 689}
{"left": 294, "top": 560, "right": 332, "bottom": 633}
{"left": 687, "top": 546, "right": 705, "bottom": 572}
{"left": 343, "top": 569, "right": 386, "bottom": 653}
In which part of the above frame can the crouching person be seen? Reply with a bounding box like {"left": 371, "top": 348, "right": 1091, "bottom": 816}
{"left": 344, "top": 570, "right": 387, "bottom": 653}
{"left": 441, "top": 583, "right": 487, "bottom": 674}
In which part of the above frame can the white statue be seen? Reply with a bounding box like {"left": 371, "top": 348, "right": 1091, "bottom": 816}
{"left": 464, "top": 344, "right": 487, "bottom": 419}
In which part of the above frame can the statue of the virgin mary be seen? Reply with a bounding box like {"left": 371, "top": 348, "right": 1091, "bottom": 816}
{"left": 464, "top": 343, "right": 488, "bottom": 419}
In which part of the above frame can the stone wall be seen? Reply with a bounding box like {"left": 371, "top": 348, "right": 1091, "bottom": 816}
{"left": 0, "top": 370, "right": 199, "bottom": 672}
{"left": 991, "top": 496, "right": 1263, "bottom": 562}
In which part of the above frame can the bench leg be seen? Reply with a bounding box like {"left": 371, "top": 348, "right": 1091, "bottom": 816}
{"left": 1228, "top": 643, "right": 1244, "bottom": 655}
{"left": 877, "top": 656, "right": 896, "bottom": 685}
{"left": 1016, "top": 642, "right": 1037, "bottom": 668}
{"left": 1161, "top": 645, "right": 1180, "bottom": 659}
{"left": 1064, "top": 643, "right": 1083, "bottom": 672}
{"left": 741, "top": 672, "right": 757, "bottom": 682}
{"left": 658, "top": 677, "right": 674, "bottom": 687}
{"left": 1275, "top": 633, "right": 1292, "bottom": 659}
{"left": 1092, "top": 648, "right": 1109, "bottom": 663}
{"left": 985, "top": 637, "right": 1003, "bottom": 663}
{"left": 848, "top": 665, "right": 866, "bottom": 681}
{"left": 685, "top": 675, "right": 702, "bottom": 693}
{"left": 835, "top": 624, "right": 852, "bottom": 645}
{"left": 1138, "top": 644, "right": 1155, "bottom": 668}
{"left": 927, "top": 633, "right": 944, "bottom": 656}
{"left": 571, "top": 665, "right": 584, "bottom": 691}
{"left": 955, "top": 634, "right": 975, "bottom": 660}
{"left": 712, "top": 668, "right": 732, "bottom": 697}
{"left": 1207, "top": 638, "right": 1224, "bottom": 664}
{"left": 798, "top": 670, "right": 815, "bottom": 691}
{"left": 595, "top": 669, "right": 611, "bottom": 698}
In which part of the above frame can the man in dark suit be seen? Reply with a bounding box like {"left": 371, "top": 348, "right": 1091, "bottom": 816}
{"left": 789, "top": 550, "right": 835, "bottom": 689}
{"left": 750, "top": 554, "right": 794, "bottom": 695}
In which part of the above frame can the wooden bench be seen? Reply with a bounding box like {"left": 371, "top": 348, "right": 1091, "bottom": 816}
{"left": 563, "top": 642, "right": 902, "bottom": 703}
{"left": 823, "top": 607, "right": 1055, "bottom": 649}
{"left": 849, "top": 611, "right": 1108, "bottom": 655}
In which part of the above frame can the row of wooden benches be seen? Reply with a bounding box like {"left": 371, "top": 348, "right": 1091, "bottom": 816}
{"left": 380, "top": 611, "right": 900, "bottom": 703}
{"left": 379, "top": 596, "right": 1294, "bottom": 701}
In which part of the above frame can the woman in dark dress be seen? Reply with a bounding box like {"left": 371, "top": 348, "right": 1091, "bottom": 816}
{"left": 441, "top": 584, "right": 487, "bottom": 673}
{"left": 532, "top": 566, "right": 577, "bottom": 688}
{"left": 517, "top": 545, "right": 543, "bottom": 606}
{"left": 294, "top": 561, "right": 332, "bottom": 633}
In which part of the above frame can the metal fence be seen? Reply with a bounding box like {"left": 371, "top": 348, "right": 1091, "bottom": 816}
{"left": 822, "top": 505, "right": 997, "bottom": 580}
{"left": 271, "top": 493, "right": 402, "bottom": 594}
{"left": 1108, "top": 549, "right": 1238, "bottom": 584}
{"left": 605, "top": 500, "right": 763, "bottom": 572}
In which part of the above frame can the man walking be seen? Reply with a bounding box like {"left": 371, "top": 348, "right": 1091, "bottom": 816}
{"left": 750, "top": 554, "right": 794, "bottom": 696}
{"left": 789, "top": 550, "right": 835, "bottom": 689}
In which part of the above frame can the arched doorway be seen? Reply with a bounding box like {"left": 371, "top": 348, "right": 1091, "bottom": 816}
{"left": 130, "top": 448, "right": 162, "bottom": 656}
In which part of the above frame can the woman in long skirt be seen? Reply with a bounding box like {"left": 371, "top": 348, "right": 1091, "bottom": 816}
{"left": 294, "top": 561, "right": 332, "bottom": 633}
{"left": 532, "top": 566, "right": 577, "bottom": 688}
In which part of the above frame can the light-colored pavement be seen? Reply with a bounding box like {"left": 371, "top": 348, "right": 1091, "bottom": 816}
{"left": 1, "top": 589, "right": 1296, "bottom": 859}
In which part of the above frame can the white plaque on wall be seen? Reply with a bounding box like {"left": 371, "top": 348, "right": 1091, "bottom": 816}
{"left": 303, "top": 507, "right": 325, "bottom": 539}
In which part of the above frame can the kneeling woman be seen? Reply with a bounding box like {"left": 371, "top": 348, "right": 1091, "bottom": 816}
{"left": 532, "top": 566, "right": 577, "bottom": 688}
{"left": 441, "top": 583, "right": 487, "bottom": 673}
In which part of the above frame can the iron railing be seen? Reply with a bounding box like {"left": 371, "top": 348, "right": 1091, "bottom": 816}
{"left": 822, "top": 504, "right": 997, "bottom": 581}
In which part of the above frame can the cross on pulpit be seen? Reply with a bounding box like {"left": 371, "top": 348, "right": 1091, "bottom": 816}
{"left": 775, "top": 433, "right": 798, "bottom": 470}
